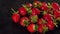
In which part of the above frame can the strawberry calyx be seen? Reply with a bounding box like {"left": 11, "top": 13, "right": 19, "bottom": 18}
{"left": 42, "top": 19, "right": 47, "bottom": 24}
{"left": 11, "top": 8, "right": 19, "bottom": 14}
{"left": 56, "top": 17, "right": 60, "bottom": 21}
{"left": 38, "top": 24, "right": 48, "bottom": 34}
{"left": 37, "top": 18, "right": 47, "bottom": 25}
{"left": 42, "top": 25, "right": 48, "bottom": 34}
{"left": 22, "top": 5, "right": 32, "bottom": 15}
{"left": 49, "top": 14, "right": 58, "bottom": 28}
{"left": 31, "top": 15, "right": 38, "bottom": 23}
{"left": 35, "top": 25, "right": 38, "bottom": 31}
{"left": 54, "top": 23, "right": 58, "bottom": 28}
{"left": 43, "top": 11, "right": 47, "bottom": 15}
{"left": 51, "top": 17, "right": 58, "bottom": 28}
{"left": 33, "top": 1, "right": 42, "bottom": 7}
{"left": 24, "top": 20, "right": 29, "bottom": 27}
{"left": 47, "top": 3, "right": 52, "bottom": 8}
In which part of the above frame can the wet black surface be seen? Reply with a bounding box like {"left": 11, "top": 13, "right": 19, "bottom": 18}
{"left": 0, "top": 0, "right": 60, "bottom": 34}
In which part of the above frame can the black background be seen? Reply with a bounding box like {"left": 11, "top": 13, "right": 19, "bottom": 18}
{"left": 0, "top": 0, "right": 60, "bottom": 34}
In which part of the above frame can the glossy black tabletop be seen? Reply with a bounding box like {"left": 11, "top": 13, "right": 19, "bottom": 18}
{"left": 0, "top": 0, "right": 60, "bottom": 34}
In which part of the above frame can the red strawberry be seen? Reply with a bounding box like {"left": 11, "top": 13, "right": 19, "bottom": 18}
{"left": 18, "top": 7, "right": 27, "bottom": 16}
{"left": 30, "top": 15, "right": 38, "bottom": 23}
{"left": 32, "top": 8, "right": 40, "bottom": 15}
{"left": 40, "top": 2, "right": 48, "bottom": 10}
{"left": 26, "top": 2, "right": 32, "bottom": 7}
{"left": 43, "top": 14, "right": 52, "bottom": 22}
{"left": 11, "top": 8, "right": 20, "bottom": 23}
{"left": 52, "top": 2, "right": 59, "bottom": 10}
{"left": 37, "top": 18, "right": 47, "bottom": 25}
{"left": 20, "top": 17, "right": 29, "bottom": 27}
{"left": 27, "top": 24, "right": 35, "bottom": 33}
{"left": 46, "top": 21, "right": 55, "bottom": 30}
{"left": 54, "top": 10, "right": 60, "bottom": 18}
{"left": 37, "top": 18, "right": 42, "bottom": 25}
{"left": 38, "top": 24, "right": 48, "bottom": 33}
{"left": 38, "top": 24, "right": 43, "bottom": 33}
{"left": 22, "top": 5, "right": 32, "bottom": 15}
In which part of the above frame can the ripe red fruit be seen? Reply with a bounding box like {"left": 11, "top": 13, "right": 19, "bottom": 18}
{"left": 26, "top": 2, "right": 32, "bottom": 7}
{"left": 18, "top": 7, "right": 27, "bottom": 16}
{"left": 12, "top": 14, "right": 20, "bottom": 23}
{"left": 32, "top": 8, "right": 40, "bottom": 15}
{"left": 37, "top": 18, "right": 42, "bottom": 25}
{"left": 46, "top": 21, "right": 55, "bottom": 30}
{"left": 30, "top": 15, "right": 38, "bottom": 23}
{"left": 54, "top": 10, "right": 60, "bottom": 18}
{"left": 38, "top": 24, "right": 43, "bottom": 33}
{"left": 27, "top": 24, "right": 35, "bottom": 33}
{"left": 43, "top": 14, "right": 52, "bottom": 22}
{"left": 38, "top": 24, "right": 48, "bottom": 33}
{"left": 52, "top": 2, "right": 59, "bottom": 10}
{"left": 37, "top": 18, "right": 46, "bottom": 25}
{"left": 11, "top": 8, "right": 20, "bottom": 23}
{"left": 20, "top": 17, "right": 29, "bottom": 27}
{"left": 40, "top": 2, "right": 48, "bottom": 10}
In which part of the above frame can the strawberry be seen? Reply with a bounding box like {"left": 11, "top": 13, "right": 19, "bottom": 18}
{"left": 37, "top": 18, "right": 47, "bottom": 25}
{"left": 27, "top": 24, "right": 38, "bottom": 33}
{"left": 27, "top": 24, "right": 35, "bottom": 33}
{"left": 38, "top": 24, "right": 43, "bottom": 33}
{"left": 20, "top": 17, "right": 29, "bottom": 27}
{"left": 18, "top": 7, "right": 27, "bottom": 16}
{"left": 52, "top": 2, "right": 59, "bottom": 10}
{"left": 11, "top": 8, "right": 20, "bottom": 23}
{"left": 40, "top": 2, "right": 48, "bottom": 11}
{"left": 30, "top": 15, "right": 38, "bottom": 23}
{"left": 38, "top": 24, "right": 48, "bottom": 33}
{"left": 22, "top": 5, "right": 32, "bottom": 15}
{"left": 32, "top": 8, "right": 40, "bottom": 15}
{"left": 43, "top": 13, "right": 52, "bottom": 22}
{"left": 37, "top": 18, "right": 43, "bottom": 25}
{"left": 46, "top": 21, "right": 55, "bottom": 30}
{"left": 53, "top": 10, "right": 60, "bottom": 18}
{"left": 59, "top": 6, "right": 60, "bottom": 10}
{"left": 26, "top": 2, "right": 32, "bottom": 8}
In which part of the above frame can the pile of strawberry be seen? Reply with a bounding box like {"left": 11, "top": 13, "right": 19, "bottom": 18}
{"left": 11, "top": 1, "right": 60, "bottom": 34}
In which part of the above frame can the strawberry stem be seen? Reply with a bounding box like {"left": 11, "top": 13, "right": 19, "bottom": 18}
{"left": 11, "top": 8, "right": 16, "bottom": 13}
{"left": 54, "top": 23, "right": 58, "bottom": 28}
{"left": 48, "top": 3, "right": 51, "bottom": 6}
